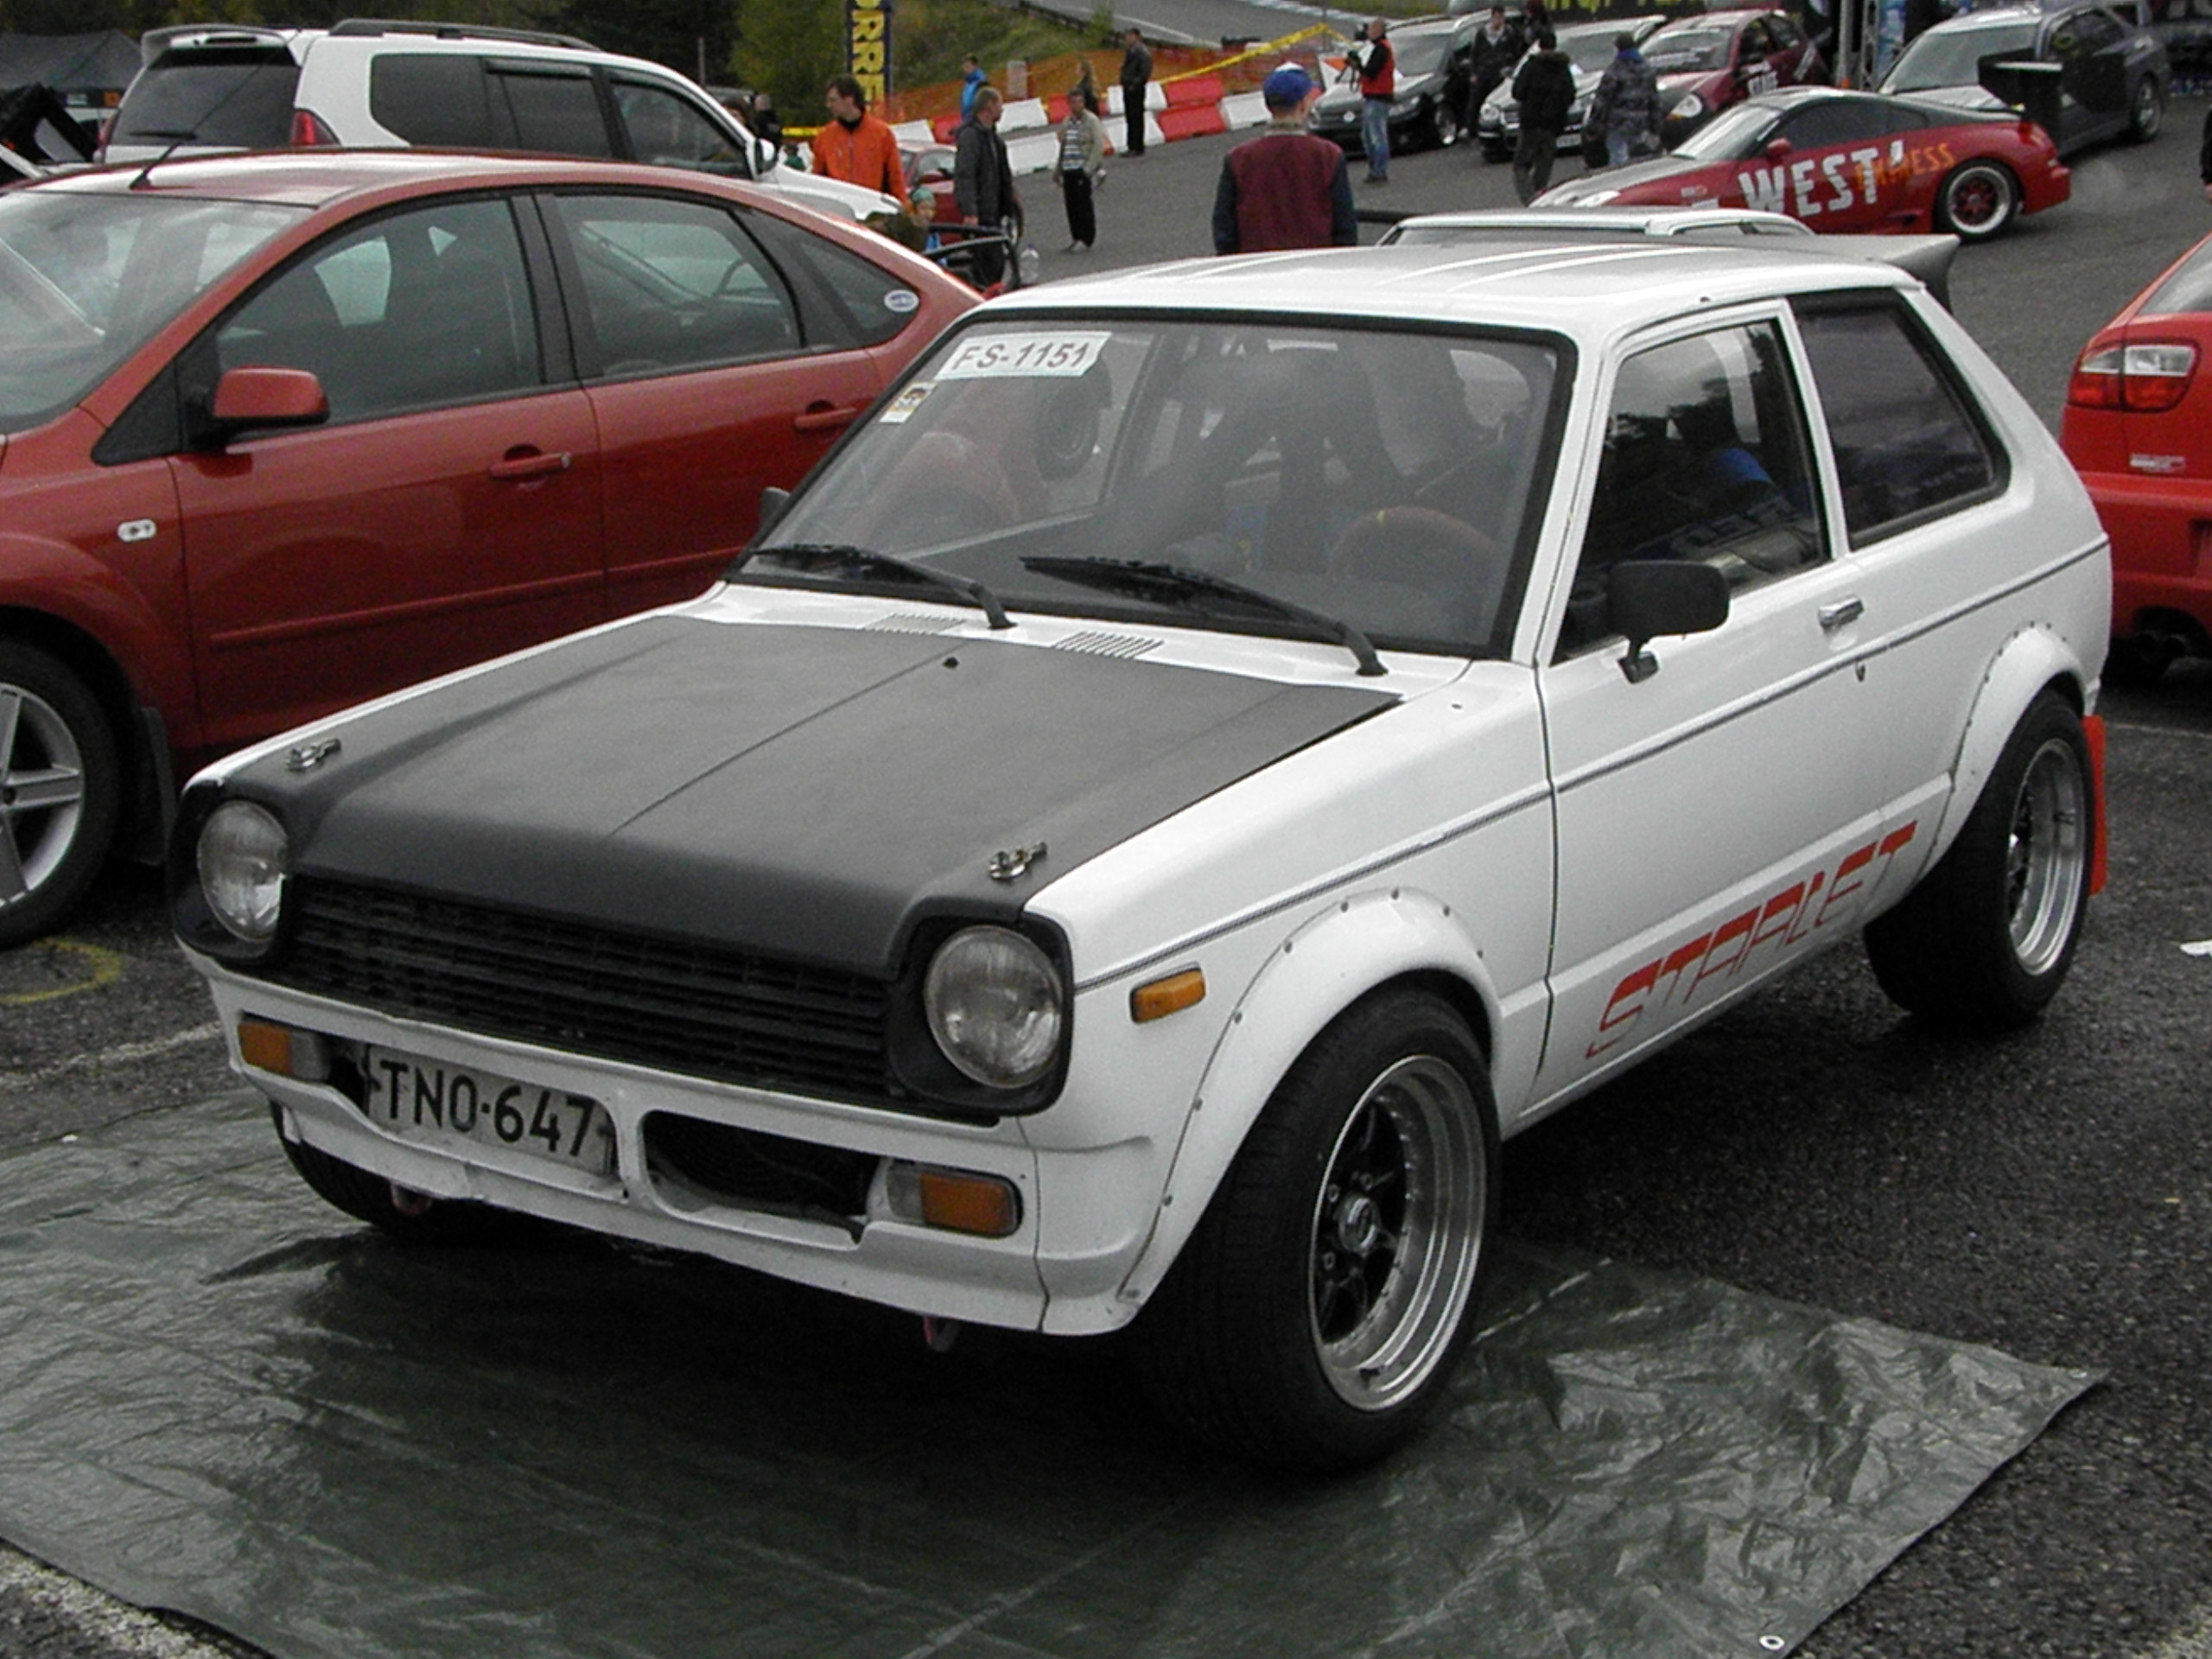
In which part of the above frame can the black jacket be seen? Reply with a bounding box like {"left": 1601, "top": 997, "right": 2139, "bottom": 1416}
{"left": 1512, "top": 47, "right": 1575, "bottom": 134}
{"left": 954, "top": 118, "right": 1020, "bottom": 225}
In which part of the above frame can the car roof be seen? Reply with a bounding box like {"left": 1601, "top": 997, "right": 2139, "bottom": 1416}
{"left": 982, "top": 243, "right": 1908, "bottom": 342}
{"left": 26, "top": 149, "right": 758, "bottom": 210}
{"left": 1389, "top": 206, "right": 1812, "bottom": 236}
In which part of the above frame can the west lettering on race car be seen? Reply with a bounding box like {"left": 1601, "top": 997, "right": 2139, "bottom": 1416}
{"left": 1731, "top": 137, "right": 1958, "bottom": 221}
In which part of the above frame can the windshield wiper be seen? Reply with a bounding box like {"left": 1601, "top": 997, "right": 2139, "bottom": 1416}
{"left": 739, "top": 543, "right": 1012, "bottom": 630}
{"left": 1022, "top": 556, "right": 1386, "bottom": 677}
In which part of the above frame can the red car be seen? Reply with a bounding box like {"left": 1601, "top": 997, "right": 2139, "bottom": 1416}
{"left": 2061, "top": 228, "right": 2212, "bottom": 683}
{"left": 0, "top": 152, "right": 973, "bottom": 944}
{"left": 1640, "top": 7, "right": 1824, "bottom": 146}
{"left": 1536, "top": 87, "right": 2069, "bottom": 240}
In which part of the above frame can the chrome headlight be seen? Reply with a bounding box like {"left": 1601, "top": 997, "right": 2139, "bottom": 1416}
{"left": 197, "top": 800, "right": 289, "bottom": 944}
{"left": 1671, "top": 92, "right": 1705, "bottom": 121}
{"left": 923, "top": 925, "right": 1065, "bottom": 1089}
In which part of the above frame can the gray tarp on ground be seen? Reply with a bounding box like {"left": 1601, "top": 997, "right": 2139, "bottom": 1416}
{"left": 0, "top": 1095, "right": 2093, "bottom": 1659}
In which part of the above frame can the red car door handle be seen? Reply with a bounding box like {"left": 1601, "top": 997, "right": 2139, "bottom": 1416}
{"left": 488, "top": 449, "right": 572, "bottom": 481}
{"left": 793, "top": 403, "right": 862, "bottom": 433}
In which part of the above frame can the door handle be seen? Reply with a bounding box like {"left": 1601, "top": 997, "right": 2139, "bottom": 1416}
{"left": 793, "top": 403, "right": 862, "bottom": 433}
{"left": 488, "top": 449, "right": 571, "bottom": 481}
{"left": 1818, "top": 596, "right": 1865, "bottom": 632}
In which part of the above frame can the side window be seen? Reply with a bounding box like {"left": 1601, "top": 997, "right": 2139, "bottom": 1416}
{"left": 550, "top": 193, "right": 801, "bottom": 376}
{"left": 609, "top": 79, "right": 744, "bottom": 173}
{"left": 747, "top": 211, "right": 919, "bottom": 349}
{"left": 368, "top": 54, "right": 496, "bottom": 146}
{"left": 1780, "top": 99, "right": 1917, "bottom": 148}
{"left": 1794, "top": 299, "right": 2004, "bottom": 542}
{"left": 2073, "top": 10, "right": 2125, "bottom": 50}
{"left": 1770, "top": 14, "right": 1804, "bottom": 48}
{"left": 1737, "top": 20, "right": 1772, "bottom": 60}
{"left": 1560, "top": 321, "right": 1824, "bottom": 658}
{"left": 209, "top": 197, "right": 541, "bottom": 423}
{"left": 491, "top": 67, "right": 613, "bottom": 157}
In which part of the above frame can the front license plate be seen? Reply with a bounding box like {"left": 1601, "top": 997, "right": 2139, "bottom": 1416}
{"left": 358, "top": 1049, "right": 613, "bottom": 1177}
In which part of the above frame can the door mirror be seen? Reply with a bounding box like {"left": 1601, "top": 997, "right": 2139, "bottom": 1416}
{"left": 1607, "top": 559, "right": 1729, "bottom": 682}
{"left": 758, "top": 485, "right": 791, "bottom": 536}
{"left": 1763, "top": 137, "right": 1792, "bottom": 160}
{"left": 197, "top": 366, "right": 329, "bottom": 447}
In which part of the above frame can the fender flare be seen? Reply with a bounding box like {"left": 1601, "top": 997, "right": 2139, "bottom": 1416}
{"left": 1114, "top": 887, "right": 1500, "bottom": 1307}
{"left": 1929, "top": 622, "right": 2088, "bottom": 863}
{"left": 0, "top": 532, "right": 180, "bottom": 721}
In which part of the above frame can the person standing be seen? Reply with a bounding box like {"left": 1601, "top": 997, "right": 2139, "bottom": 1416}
{"left": 1073, "top": 58, "right": 1102, "bottom": 119}
{"left": 960, "top": 55, "right": 987, "bottom": 120}
{"left": 1352, "top": 16, "right": 1395, "bottom": 183}
{"left": 1055, "top": 92, "right": 1106, "bottom": 251}
{"left": 1465, "top": 7, "right": 1524, "bottom": 138}
{"left": 813, "top": 75, "right": 904, "bottom": 199}
{"left": 1586, "top": 31, "right": 1660, "bottom": 168}
{"left": 1212, "top": 66, "right": 1357, "bottom": 254}
{"left": 749, "top": 91, "right": 783, "bottom": 170}
{"left": 955, "top": 86, "right": 1021, "bottom": 287}
{"left": 1509, "top": 29, "right": 1573, "bottom": 202}
{"left": 1119, "top": 29, "right": 1154, "bottom": 156}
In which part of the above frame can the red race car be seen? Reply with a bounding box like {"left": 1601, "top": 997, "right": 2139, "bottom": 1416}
{"left": 2061, "top": 228, "right": 2212, "bottom": 683}
{"left": 1535, "top": 86, "right": 2069, "bottom": 240}
{"left": 1640, "top": 6, "right": 1824, "bottom": 145}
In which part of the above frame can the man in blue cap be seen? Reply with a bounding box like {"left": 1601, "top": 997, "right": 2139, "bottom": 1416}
{"left": 1213, "top": 65, "right": 1357, "bottom": 254}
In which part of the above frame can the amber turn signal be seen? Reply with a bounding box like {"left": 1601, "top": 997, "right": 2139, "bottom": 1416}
{"left": 1129, "top": 967, "right": 1205, "bottom": 1024}
{"left": 236, "top": 1017, "right": 331, "bottom": 1082}
{"left": 885, "top": 1161, "right": 1022, "bottom": 1236}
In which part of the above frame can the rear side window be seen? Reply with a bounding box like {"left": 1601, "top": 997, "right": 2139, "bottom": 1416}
{"left": 610, "top": 79, "right": 745, "bottom": 172}
{"left": 111, "top": 48, "right": 300, "bottom": 149}
{"left": 749, "top": 212, "right": 919, "bottom": 349}
{"left": 492, "top": 67, "right": 613, "bottom": 157}
{"left": 368, "top": 54, "right": 496, "bottom": 147}
{"left": 1795, "top": 297, "right": 2004, "bottom": 542}
{"left": 2141, "top": 242, "right": 2212, "bottom": 315}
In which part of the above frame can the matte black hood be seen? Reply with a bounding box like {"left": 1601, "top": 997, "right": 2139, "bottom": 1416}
{"left": 234, "top": 618, "right": 1397, "bottom": 976}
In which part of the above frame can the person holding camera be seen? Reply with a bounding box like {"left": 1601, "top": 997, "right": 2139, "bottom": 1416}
{"left": 1344, "top": 18, "right": 1395, "bottom": 183}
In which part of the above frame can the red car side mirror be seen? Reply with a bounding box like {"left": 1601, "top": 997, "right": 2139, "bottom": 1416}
{"left": 1763, "top": 137, "right": 1792, "bottom": 160}
{"left": 209, "top": 366, "right": 330, "bottom": 430}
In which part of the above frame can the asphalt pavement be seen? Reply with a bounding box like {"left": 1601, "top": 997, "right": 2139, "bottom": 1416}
{"left": 4, "top": 111, "right": 2212, "bottom": 1659}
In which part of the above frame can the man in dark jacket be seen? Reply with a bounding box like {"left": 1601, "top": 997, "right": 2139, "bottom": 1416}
{"left": 1465, "top": 7, "right": 1525, "bottom": 137}
{"left": 1510, "top": 28, "right": 1573, "bottom": 202}
{"left": 1119, "top": 29, "right": 1154, "bottom": 156}
{"left": 1213, "top": 66, "right": 1357, "bottom": 254}
{"left": 954, "top": 87, "right": 1021, "bottom": 287}
{"left": 1586, "top": 33, "right": 1660, "bottom": 167}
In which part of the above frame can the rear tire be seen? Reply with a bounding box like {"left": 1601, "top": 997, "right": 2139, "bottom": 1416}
{"left": 2128, "top": 76, "right": 2163, "bottom": 142}
{"left": 272, "top": 1104, "right": 544, "bottom": 1245}
{"left": 1132, "top": 988, "right": 1497, "bottom": 1472}
{"left": 1865, "top": 693, "right": 2092, "bottom": 1028}
{"left": 1934, "top": 160, "right": 2019, "bottom": 241}
{"left": 0, "top": 641, "right": 121, "bottom": 949}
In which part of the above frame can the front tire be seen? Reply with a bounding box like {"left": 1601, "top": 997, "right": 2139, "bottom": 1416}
{"left": 1934, "top": 160, "right": 2019, "bottom": 241}
{"left": 1132, "top": 988, "right": 1497, "bottom": 1472}
{"left": 1866, "top": 693, "right": 2092, "bottom": 1028}
{"left": 0, "top": 641, "right": 121, "bottom": 948}
{"left": 2128, "top": 76, "right": 2163, "bottom": 142}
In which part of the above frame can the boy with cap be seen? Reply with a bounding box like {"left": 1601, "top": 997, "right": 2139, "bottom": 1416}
{"left": 1212, "top": 65, "right": 1357, "bottom": 254}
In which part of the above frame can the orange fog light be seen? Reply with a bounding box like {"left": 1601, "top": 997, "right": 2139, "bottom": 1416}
{"left": 237, "top": 1017, "right": 330, "bottom": 1082}
{"left": 1129, "top": 967, "right": 1205, "bottom": 1023}
{"left": 887, "top": 1162, "right": 1022, "bottom": 1236}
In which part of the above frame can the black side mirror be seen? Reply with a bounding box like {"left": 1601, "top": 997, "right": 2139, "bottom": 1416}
{"left": 758, "top": 486, "right": 791, "bottom": 537}
{"left": 1606, "top": 560, "right": 1729, "bottom": 683}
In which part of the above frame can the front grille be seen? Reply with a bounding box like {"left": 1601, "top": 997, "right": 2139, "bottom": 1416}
{"left": 644, "top": 1113, "right": 877, "bottom": 1220}
{"left": 262, "top": 879, "right": 896, "bottom": 1102}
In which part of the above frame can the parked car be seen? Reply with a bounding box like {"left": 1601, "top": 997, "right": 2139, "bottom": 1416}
{"left": 2061, "top": 226, "right": 2212, "bottom": 681}
{"left": 1476, "top": 15, "right": 1665, "bottom": 162}
{"left": 0, "top": 151, "right": 972, "bottom": 945}
{"left": 176, "top": 236, "right": 2107, "bottom": 1472}
{"left": 101, "top": 20, "right": 904, "bottom": 225}
{"left": 1378, "top": 201, "right": 1961, "bottom": 304}
{"left": 1313, "top": 16, "right": 1479, "bottom": 152}
{"left": 1877, "top": 3, "right": 2166, "bottom": 156}
{"left": 1641, "top": 6, "right": 1826, "bottom": 146}
{"left": 1530, "top": 87, "right": 2069, "bottom": 242}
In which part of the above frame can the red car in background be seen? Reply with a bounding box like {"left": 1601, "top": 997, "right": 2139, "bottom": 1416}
{"left": 1640, "top": 7, "right": 1825, "bottom": 146}
{"left": 0, "top": 152, "right": 973, "bottom": 944}
{"left": 2061, "top": 229, "right": 2212, "bottom": 683}
{"left": 1536, "top": 87, "right": 2069, "bottom": 240}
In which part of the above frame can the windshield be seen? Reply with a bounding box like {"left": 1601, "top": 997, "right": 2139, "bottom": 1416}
{"left": 1563, "top": 28, "right": 1630, "bottom": 73}
{"left": 1881, "top": 22, "right": 2038, "bottom": 90}
{"left": 1395, "top": 35, "right": 1455, "bottom": 78}
{"left": 110, "top": 48, "right": 301, "bottom": 149}
{"left": 1643, "top": 26, "right": 1733, "bottom": 72}
{"left": 747, "top": 317, "right": 1564, "bottom": 660}
{"left": 0, "top": 188, "right": 304, "bottom": 431}
{"left": 1673, "top": 100, "right": 1782, "bottom": 158}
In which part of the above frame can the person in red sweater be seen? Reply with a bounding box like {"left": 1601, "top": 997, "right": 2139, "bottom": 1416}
{"left": 812, "top": 74, "right": 902, "bottom": 200}
{"left": 1212, "top": 66, "right": 1357, "bottom": 255}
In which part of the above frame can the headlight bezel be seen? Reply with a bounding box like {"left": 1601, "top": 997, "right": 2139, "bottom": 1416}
{"left": 170, "top": 787, "right": 293, "bottom": 964}
{"left": 887, "top": 916, "right": 1073, "bottom": 1116}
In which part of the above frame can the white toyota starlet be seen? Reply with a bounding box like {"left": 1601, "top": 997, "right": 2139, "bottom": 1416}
{"left": 175, "top": 238, "right": 2109, "bottom": 1471}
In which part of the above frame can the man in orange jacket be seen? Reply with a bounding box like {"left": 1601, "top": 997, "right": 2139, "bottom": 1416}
{"left": 813, "top": 74, "right": 903, "bottom": 200}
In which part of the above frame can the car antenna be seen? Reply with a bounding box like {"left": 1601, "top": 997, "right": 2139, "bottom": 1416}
{"left": 130, "top": 54, "right": 276, "bottom": 189}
